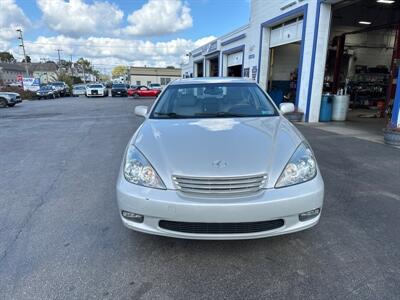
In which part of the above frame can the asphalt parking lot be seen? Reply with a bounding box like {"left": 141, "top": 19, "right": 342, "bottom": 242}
{"left": 1, "top": 97, "right": 400, "bottom": 299}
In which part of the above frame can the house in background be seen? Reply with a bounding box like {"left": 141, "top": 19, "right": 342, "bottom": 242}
{"left": 0, "top": 63, "right": 28, "bottom": 85}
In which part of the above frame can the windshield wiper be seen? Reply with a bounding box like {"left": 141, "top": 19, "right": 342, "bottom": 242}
{"left": 153, "top": 112, "right": 190, "bottom": 119}
{"left": 195, "top": 112, "right": 248, "bottom": 118}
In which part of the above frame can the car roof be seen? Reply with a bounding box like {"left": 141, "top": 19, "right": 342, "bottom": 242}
{"left": 170, "top": 77, "right": 254, "bottom": 86}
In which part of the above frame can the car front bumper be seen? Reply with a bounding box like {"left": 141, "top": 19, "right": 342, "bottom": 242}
{"left": 116, "top": 173, "right": 324, "bottom": 240}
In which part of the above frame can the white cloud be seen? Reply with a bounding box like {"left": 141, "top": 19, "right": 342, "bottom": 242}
{"left": 124, "top": 0, "right": 193, "bottom": 36}
{"left": 18, "top": 35, "right": 216, "bottom": 72}
{"left": 0, "top": 0, "right": 31, "bottom": 49}
{"left": 36, "top": 0, "right": 124, "bottom": 38}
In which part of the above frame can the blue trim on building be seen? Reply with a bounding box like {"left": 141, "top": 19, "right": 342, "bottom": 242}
{"left": 221, "top": 34, "right": 246, "bottom": 46}
{"left": 221, "top": 45, "right": 245, "bottom": 77}
{"left": 204, "top": 51, "right": 220, "bottom": 58}
{"left": 257, "top": 4, "right": 308, "bottom": 109}
{"left": 305, "top": 0, "right": 322, "bottom": 122}
{"left": 192, "top": 52, "right": 202, "bottom": 58}
{"left": 391, "top": 67, "right": 400, "bottom": 125}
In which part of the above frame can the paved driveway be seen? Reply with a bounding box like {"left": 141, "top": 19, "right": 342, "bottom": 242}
{"left": 0, "top": 97, "right": 399, "bottom": 299}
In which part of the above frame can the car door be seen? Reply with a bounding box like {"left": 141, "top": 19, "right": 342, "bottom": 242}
{"left": 139, "top": 86, "right": 150, "bottom": 97}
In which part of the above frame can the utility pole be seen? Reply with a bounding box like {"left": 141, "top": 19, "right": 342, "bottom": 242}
{"left": 70, "top": 54, "right": 74, "bottom": 78}
{"left": 16, "top": 29, "right": 29, "bottom": 77}
{"left": 56, "top": 49, "right": 63, "bottom": 66}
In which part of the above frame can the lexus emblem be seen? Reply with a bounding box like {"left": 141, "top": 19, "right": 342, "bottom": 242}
{"left": 212, "top": 160, "right": 227, "bottom": 168}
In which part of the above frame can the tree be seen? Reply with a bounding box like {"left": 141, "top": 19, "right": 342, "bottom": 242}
{"left": 21, "top": 55, "right": 31, "bottom": 63}
{"left": 76, "top": 57, "right": 92, "bottom": 72}
{"left": 112, "top": 65, "right": 129, "bottom": 78}
{"left": 0, "top": 51, "right": 16, "bottom": 63}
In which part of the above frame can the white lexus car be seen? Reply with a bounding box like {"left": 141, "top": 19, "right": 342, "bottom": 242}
{"left": 116, "top": 78, "right": 324, "bottom": 240}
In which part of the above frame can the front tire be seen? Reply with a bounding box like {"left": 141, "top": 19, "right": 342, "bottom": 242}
{"left": 8, "top": 103, "right": 16, "bottom": 107}
{"left": 0, "top": 99, "right": 8, "bottom": 108}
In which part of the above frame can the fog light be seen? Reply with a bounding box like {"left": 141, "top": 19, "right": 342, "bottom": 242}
{"left": 121, "top": 211, "right": 144, "bottom": 223}
{"left": 299, "top": 208, "right": 320, "bottom": 221}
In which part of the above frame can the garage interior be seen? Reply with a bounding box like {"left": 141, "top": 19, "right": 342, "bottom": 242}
{"left": 207, "top": 56, "right": 219, "bottom": 77}
{"left": 266, "top": 16, "right": 303, "bottom": 107}
{"left": 320, "top": 0, "right": 400, "bottom": 133}
{"left": 268, "top": 42, "right": 301, "bottom": 107}
{"left": 195, "top": 60, "right": 204, "bottom": 77}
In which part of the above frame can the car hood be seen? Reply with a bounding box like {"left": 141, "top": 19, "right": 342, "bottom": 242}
{"left": 134, "top": 117, "right": 303, "bottom": 189}
{"left": 0, "top": 92, "right": 19, "bottom": 96}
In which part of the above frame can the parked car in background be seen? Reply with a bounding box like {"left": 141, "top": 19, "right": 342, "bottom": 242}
{"left": 117, "top": 78, "right": 324, "bottom": 239}
{"left": 36, "top": 85, "right": 58, "bottom": 100}
{"left": 51, "top": 81, "right": 70, "bottom": 97}
{"left": 128, "top": 85, "right": 161, "bottom": 98}
{"left": 86, "top": 83, "right": 108, "bottom": 97}
{"left": 72, "top": 84, "right": 87, "bottom": 97}
{"left": 149, "top": 83, "right": 163, "bottom": 91}
{"left": 0, "top": 92, "right": 22, "bottom": 108}
{"left": 111, "top": 83, "right": 128, "bottom": 97}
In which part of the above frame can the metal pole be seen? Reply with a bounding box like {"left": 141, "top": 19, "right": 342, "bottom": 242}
{"left": 17, "top": 29, "right": 29, "bottom": 77}
{"left": 332, "top": 35, "right": 346, "bottom": 94}
{"left": 56, "top": 49, "right": 63, "bottom": 65}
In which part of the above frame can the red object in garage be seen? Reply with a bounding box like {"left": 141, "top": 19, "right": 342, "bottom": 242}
{"left": 128, "top": 86, "right": 161, "bottom": 98}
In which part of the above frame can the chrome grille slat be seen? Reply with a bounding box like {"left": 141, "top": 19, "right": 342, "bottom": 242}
{"left": 176, "top": 182, "right": 264, "bottom": 189}
{"left": 173, "top": 174, "right": 267, "bottom": 195}
{"left": 172, "top": 178, "right": 266, "bottom": 185}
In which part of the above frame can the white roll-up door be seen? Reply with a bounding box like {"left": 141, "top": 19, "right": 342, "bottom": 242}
{"left": 270, "top": 19, "right": 303, "bottom": 48}
{"left": 227, "top": 52, "right": 243, "bottom": 67}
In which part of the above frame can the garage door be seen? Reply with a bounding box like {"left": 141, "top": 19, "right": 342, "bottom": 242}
{"left": 270, "top": 17, "right": 303, "bottom": 48}
{"left": 227, "top": 51, "right": 243, "bottom": 67}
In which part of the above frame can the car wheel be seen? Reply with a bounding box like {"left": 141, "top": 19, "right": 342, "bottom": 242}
{"left": 0, "top": 98, "right": 8, "bottom": 108}
{"left": 8, "top": 103, "right": 16, "bottom": 107}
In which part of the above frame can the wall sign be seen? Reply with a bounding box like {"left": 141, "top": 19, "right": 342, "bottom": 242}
{"left": 251, "top": 66, "right": 257, "bottom": 80}
{"left": 202, "top": 41, "right": 218, "bottom": 55}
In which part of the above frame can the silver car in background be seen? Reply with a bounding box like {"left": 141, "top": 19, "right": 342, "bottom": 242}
{"left": 72, "top": 84, "right": 86, "bottom": 97}
{"left": 116, "top": 78, "right": 324, "bottom": 240}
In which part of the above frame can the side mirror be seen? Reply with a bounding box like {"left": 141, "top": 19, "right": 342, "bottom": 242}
{"left": 135, "top": 105, "right": 148, "bottom": 117}
{"left": 280, "top": 103, "right": 295, "bottom": 115}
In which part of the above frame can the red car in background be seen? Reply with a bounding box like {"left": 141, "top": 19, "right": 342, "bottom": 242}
{"left": 128, "top": 85, "right": 161, "bottom": 98}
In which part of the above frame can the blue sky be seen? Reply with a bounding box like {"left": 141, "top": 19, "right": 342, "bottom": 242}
{"left": 1, "top": 0, "right": 250, "bottom": 70}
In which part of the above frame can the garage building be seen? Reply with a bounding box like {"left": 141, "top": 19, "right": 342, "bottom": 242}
{"left": 129, "top": 66, "right": 181, "bottom": 88}
{"left": 182, "top": 0, "right": 400, "bottom": 127}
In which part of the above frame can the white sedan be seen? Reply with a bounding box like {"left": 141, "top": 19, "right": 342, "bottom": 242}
{"left": 86, "top": 83, "right": 108, "bottom": 97}
{"left": 116, "top": 78, "right": 324, "bottom": 240}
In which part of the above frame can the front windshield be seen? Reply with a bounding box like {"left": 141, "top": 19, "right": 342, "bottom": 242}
{"left": 112, "top": 84, "right": 126, "bottom": 88}
{"left": 51, "top": 82, "right": 63, "bottom": 86}
{"left": 41, "top": 85, "right": 53, "bottom": 90}
{"left": 150, "top": 83, "right": 278, "bottom": 119}
{"left": 88, "top": 84, "right": 103, "bottom": 88}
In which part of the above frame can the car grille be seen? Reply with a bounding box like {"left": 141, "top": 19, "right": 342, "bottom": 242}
{"left": 172, "top": 174, "right": 267, "bottom": 195}
{"left": 159, "top": 219, "right": 284, "bottom": 234}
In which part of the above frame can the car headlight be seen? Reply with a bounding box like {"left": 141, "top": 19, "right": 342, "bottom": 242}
{"left": 275, "top": 142, "right": 317, "bottom": 188}
{"left": 124, "top": 145, "right": 166, "bottom": 189}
